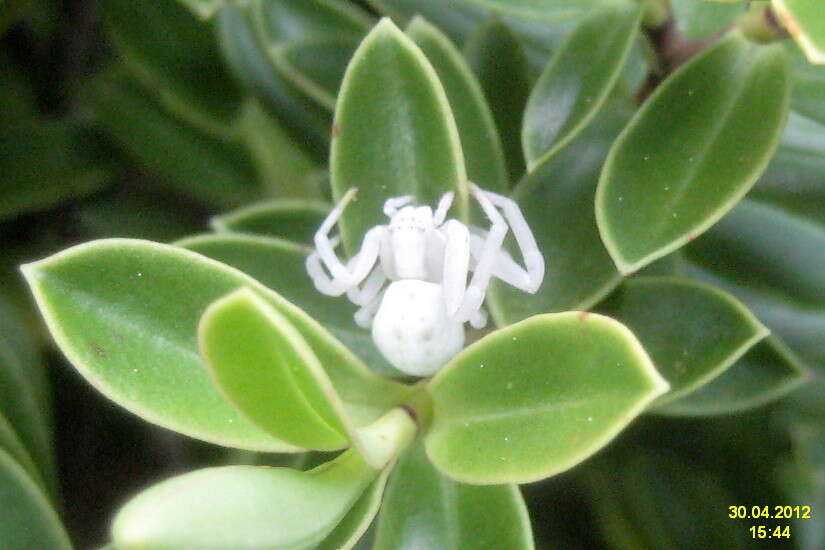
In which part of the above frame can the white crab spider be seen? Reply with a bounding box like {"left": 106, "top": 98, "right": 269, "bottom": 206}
{"left": 306, "top": 184, "right": 544, "bottom": 377}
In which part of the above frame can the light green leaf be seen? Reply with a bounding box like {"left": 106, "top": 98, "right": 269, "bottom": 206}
{"left": 464, "top": 17, "right": 531, "bottom": 181}
{"left": 682, "top": 198, "right": 825, "bottom": 370}
{"left": 113, "top": 449, "right": 378, "bottom": 550}
{"left": 88, "top": 70, "right": 259, "bottom": 208}
{"left": 407, "top": 17, "right": 508, "bottom": 192}
{"left": 270, "top": 37, "right": 360, "bottom": 110}
{"left": 657, "top": 337, "right": 808, "bottom": 416}
{"left": 464, "top": 0, "right": 601, "bottom": 21}
{"left": 375, "top": 439, "right": 534, "bottom": 550}
{"left": 200, "top": 288, "right": 351, "bottom": 450}
{"left": 177, "top": 233, "right": 405, "bottom": 379}
{"left": 596, "top": 31, "right": 791, "bottom": 273}
{"left": 0, "top": 449, "right": 72, "bottom": 550}
{"left": 672, "top": 0, "right": 745, "bottom": 39}
{"left": 426, "top": 312, "right": 668, "bottom": 484}
{"left": 523, "top": 3, "right": 642, "bottom": 171}
{"left": 774, "top": 0, "right": 825, "bottom": 64}
{"left": 488, "top": 108, "right": 625, "bottom": 325}
{"left": 22, "top": 239, "right": 407, "bottom": 451}
{"left": 102, "top": 0, "right": 242, "bottom": 133}
{"left": 600, "top": 277, "right": 769, "bottom": 407}
{"left": 792, "top": 55, "right": 825, "bottom": 126}
{"left": 211, "top": 200, "right": 330, "bottom": 244}
{"left": 318, "top": 467, "right": 391, "bottom": 550}
{"left": 332, "top": 18, "right": 468, "bottom": 253}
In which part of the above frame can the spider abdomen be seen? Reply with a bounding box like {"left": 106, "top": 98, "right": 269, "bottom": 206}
{"left": 372, "top": 280, "right": 464, "bottom": 377}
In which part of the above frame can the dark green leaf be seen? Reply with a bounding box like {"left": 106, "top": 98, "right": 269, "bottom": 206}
{"left": 523, "top": 3, "right": 642, "bottom": 171}
{"left": 211, "top": 200, "right": 330, "bottom": 244}
{"left": 597, "top": 31, "right": 791, "bottom": 273}
{"left": 375, "top": 439, "right": 534, "bottom": 549}
{"left": 407, "top": 17, "right": 508, "bottom": 191}
{"left": 331, "top": 18, "right": 468, "bottom": 253}
{"left": 464, "top": 0, "right": 601, "bottom": 21}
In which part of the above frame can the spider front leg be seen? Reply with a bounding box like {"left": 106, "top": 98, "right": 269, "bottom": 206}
{"left": 309, "top": 187, "right": 385, "bottom": 295}
{"left": 471, "top": 184, "right": 544, "bottom": 293}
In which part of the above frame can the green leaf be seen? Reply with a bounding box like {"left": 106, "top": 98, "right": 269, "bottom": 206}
{"left": 175, "top": 0, "right": 223, "bottom": 20}
{"left": 588, "top": 449, "right": 747, "bottom": 550}
{"left": 1, "top": 117, "right": 108, "bottom": 222}
{"left": 318, "top": 467, "right": 391, "bottom": 550}
{"left": 22, "top": 239, "right": 407, "bottom": 451}
{"left": 113, "top": 449, "right": 379, "bottom": 550}
{"left": 200, "top": 288, "right": 352, "bottom": 450}
{"left": 211, "top": 200, "right": 330, "bottom": 244}
{"left": 596, "top": 31, "right": 791, "bottom": 273}
{"left": 253, "top": 0, "right": 371, "bottom": 43}
{"left": 215, "top": 2, "right": 330, "bottom": 159}
{"left": 464, "top": 0, "right": 601, "bottom": 21}
{"left": 177, "top": 233, "right": 406, "bottom": 379}
{"left": 488, "top": 109, "right": 625, "bottom": 325}
{"left": 234, "top": 98, "right": 321, "bottom": 200}
{"left": 426, "top": 312, "right": 668, "bottom": 484}
{"left": 270, "top": 37, "right": 360, "bottom": 110}
{"left": 523, "top": 4, "right": 642, "bottom": 171}
{"left": 464, "top": 18, "right": 531, "bottom": 181}
{"left": 332, "top": 18, "right": 468, "bottom": 253}
{"left": 657, "top": 337, "right": 808, "bottom": 416}
{"left": 682, "top": 198, "right": 825, "bottom": 370}
{"left": 375, "top": 439, "right": 534, "bottom": 550}
{"left": 102, "top": 0, "right": 242, "bottom": 132}
{"left": 0, "top": 338, "right": 53, "bottom": 494}
{"left": 792, "top": 55, "right": 825, "bottom": 126}
{"left": 1, "top": 0, "right": 31, "bottom": 34}
{"left": 773, "top": 0, "right": 825, "bottom": 64}
{"left": 0, "top": 412, "right": 43, "bottom": 490}
{"left": 599, "top": 277, "right": 769, "bottom": 407}
{"left": 672, "top": 0, "right": 745, "bottom": 40}
{"left": 407, "top": 17, "right": 508, "bottom": 192}
{"left": 88, "top": 70, "right": 259, "bottom": 208}
{"left": 0, "top": 450, "right": 72, "bottom": 550}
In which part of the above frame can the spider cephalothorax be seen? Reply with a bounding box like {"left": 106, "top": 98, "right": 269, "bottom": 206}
{"left": 307, "top": 184, "right": 545, "bottom": 376}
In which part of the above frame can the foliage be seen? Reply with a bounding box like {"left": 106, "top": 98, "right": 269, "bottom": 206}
{"left": 1, "top": 0, "right": 825, "bottom": 548}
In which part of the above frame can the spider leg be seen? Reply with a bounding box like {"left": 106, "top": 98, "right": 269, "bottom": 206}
{"left": 469, "top": 307, "right": 488, "bottom": 329}
{"left": 469, "top": 231, "right": 536, "bottom": 291}
{"left": 307, "top": 236, "right": 349, "bottom": 296}
{"left": 347, "top": 265, "right": 387, "bottom": 307}
{"left": 433, "top": 191, "right": 455, "bottom": 226}
{"left": 453, "top": 185, "right": 508, "bottom": 323}
{"left": 439, "top": 219, "right": 470, "bottom": 316}
{"left": 383, "top": 195, "right": 414, "bottom": 217}
{"left": 313, "top": 187, "right": 384, "bottom": 289}
{"left": 470, "top": 184, "right": 544, "bottom": 293}
{"left": 354, "top": 291, "right": 384, "bottom": 329}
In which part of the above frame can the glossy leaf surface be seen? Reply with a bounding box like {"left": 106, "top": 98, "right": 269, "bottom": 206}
{"left": 426, "top": 312, "right": 668, "bottom": 484}
{"left": 488, "top": 110, "right": 625, "bottom": 325}
{"left": 658, "top": 337, "right": 807, "bottom": 416}
{"left": 375, "top": 439, "right": 534, "bottom": 550}
{"left": 331, "top": 19, "right": 467, "bottom": 252}
{"left": 0, "top": 450, "right": 72, "bottom": 550}
{"left": 407, "top": 17, "right": 507, "bottom": 191}
{"left": 0, "top": 412, "right": 42, "bottom": 489}
{"left": 596, "top": 32, "right": 791, "bottom": 273}
{"left": 254, "top": 0, "right": 371, "bottom": 43}
{"left": 464, "top": 18, "right": 530, "bottom": 180}
{"left": 774, "top": 0, "right": 825, "bottom": 64}
{"left": 113, "top": 449, "right": 377, "bottom": 550}
{"left": 600, "top": 277, "right": 768, "bottom": 407}
{"left": 523, "top": 3, "right": 642, "bottom": 171}
{"left": 22, "top": 239, "right": 406, "bottom": 451}
{"left": 211, "top": 200, "right": 330, "bottom": 244}
{"left": 200, "top": 289, "right": 350, "bottom": 450}
{"left": 319, "top": 468, "right": 391, "bottom": 550}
